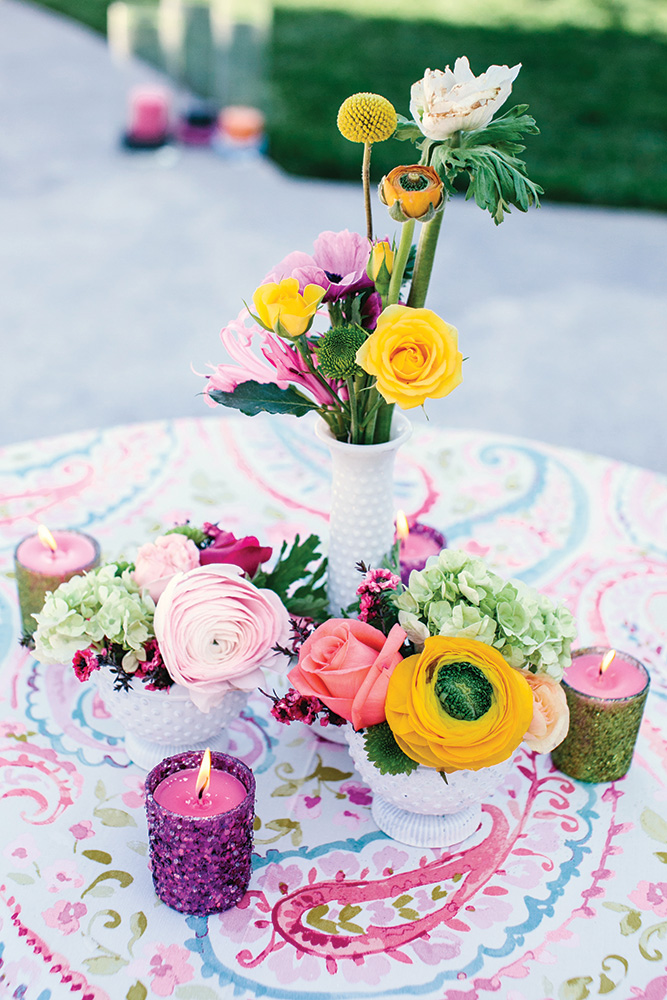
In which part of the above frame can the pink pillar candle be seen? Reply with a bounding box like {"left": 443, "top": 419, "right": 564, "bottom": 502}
{"left": 397, "top": 520, "right": 446, "bottom": 585}
{"left": 551, "top": 646, "right": 650, "bottom": 782}
{"left": 145, "top": 751, "right": 255, "bottom": 915}
{"left": 124, "top": 87, "right": 170, "bottom": 148}
{"left": 15, "top": 529, "right": 100, "bottom": 638}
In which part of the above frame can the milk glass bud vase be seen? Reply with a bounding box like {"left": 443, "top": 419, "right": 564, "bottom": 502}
{"left": 316, "top": 413, "right": 412, "bottom": 614}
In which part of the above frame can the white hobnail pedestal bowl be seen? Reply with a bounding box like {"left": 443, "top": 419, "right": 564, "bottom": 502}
{"left": 346, "top": 728, "right": 512, "bottom": 848}
{"left": 96, "top": 669, "right": 248, "bottom": 770}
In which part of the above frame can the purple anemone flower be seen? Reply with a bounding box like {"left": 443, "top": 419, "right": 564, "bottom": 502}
{"left": 264, "top": 230, "right": 373, "bottom": 303}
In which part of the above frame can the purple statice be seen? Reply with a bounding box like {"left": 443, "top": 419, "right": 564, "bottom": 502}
{"left": 72, "top": 647, "right": 101, "bottom": 682}
{"left": 357, "top": 567, "right": 401, "bottom": 623}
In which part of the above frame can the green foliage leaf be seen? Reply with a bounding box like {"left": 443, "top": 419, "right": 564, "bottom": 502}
{"left": 363, "top": 722, "right": 419, "bottom": 776}
{"left": 165, "top": 525, "right": 208, "bottom": 547}
{"left": 83, "top": 850, "right": 112, "bottom": 865}
{"left": 126, "top": 983, "right": 148, "bottom": 1000}
{"left": 94, "top": 807, "right": 137, "bottom": 828}
{"left": 641, "top": 808, "right": 667, "bottom": 843}
{"left": 208, "top": 381, "right": 320, "bottom": 418}
{"left": 255, "top": 534, "right": 328, "bottom": 619}
{"left": 393, "top": 114, "right": 424, "bottom": 143}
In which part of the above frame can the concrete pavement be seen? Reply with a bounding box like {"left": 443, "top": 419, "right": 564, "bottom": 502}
{"left": 1, "top": 0, "right": 666, "bottom": 472}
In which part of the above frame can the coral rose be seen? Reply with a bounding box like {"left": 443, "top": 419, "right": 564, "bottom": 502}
{"left": 132, "top": 533, "right": 200, "bottom": 603}
{"left": 154, "top": 564, "right": 289, "bottom": 713}
{"left": 355, "top": 304, "right": 462, "bottom": 409}
{"left": 521, "top": 670, "right": 570, "bottom": 753}
{"left": 385, "top": 635, "right": 533, "bottom": 772}
{"left": 288, "top": 620, "right": 406, "bottom": 730}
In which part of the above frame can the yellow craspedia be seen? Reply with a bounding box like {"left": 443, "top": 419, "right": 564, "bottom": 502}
{"left": 337, "top": 93, "right": 397, "bottom": 144}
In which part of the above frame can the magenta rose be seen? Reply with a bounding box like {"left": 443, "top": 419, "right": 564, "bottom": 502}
{"left": 153, "top": 564, "right": 289, "bottom": 712}
{"left": 133, "top": 533, "right": 200, "bottom": 603}
{"left": 288, "top": 620, "right": 406, "bottom": 730}
{"left": 199, "top": 525, "right": 272, "bottom": 578}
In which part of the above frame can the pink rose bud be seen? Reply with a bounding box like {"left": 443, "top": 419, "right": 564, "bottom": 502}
{"left": 154, "top": 564, "right": 290, "bottom": 713}
{"left": 521, "top": 671, "right": 570, "bottom": 753}
{"left": 133, "top": 533, "right": 200, "bottom": 603}
{"left": 288, "top": 620, "right": 406, "bottom": 730}
{"left": 199, "top": 527, "right": 272, "bottom": 578}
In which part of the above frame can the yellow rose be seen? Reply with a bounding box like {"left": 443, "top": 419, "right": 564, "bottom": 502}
{"left": 355, "top": 304, "right": 462, "bottom": 409}
{"left": 385, "top": 636, "right": 534, "bottom": 772}
{"left": 253, "top": 279, "right": 324, "bottom": 339}
{"left": 368, "top": 241, "right": 394, "bottom": 282}
{"left": 380, "top": 165, "right": 444, "bottom": 222}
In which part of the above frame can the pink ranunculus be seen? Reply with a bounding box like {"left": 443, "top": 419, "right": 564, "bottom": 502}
{"left": 521, "top": 670, "right": 570, "bottom": 753}
{"left": 288, "top": 620, "right": 406, "bottom": 730}
{"left": 153, "top": 564, "right": 290, "bottom": 713}
{"left": 132, "top": 533, "right": 201, "bottom": 603}
{"left": 199, "top": 525, "right": 272, "bottom": 577}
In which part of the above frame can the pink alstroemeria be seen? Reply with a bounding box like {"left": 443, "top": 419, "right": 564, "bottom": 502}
{"left": 203, "top": 310, "right": 340, "bottom": 408}
{"left": 264, "top": 230, "right": 373, "bottom": 302}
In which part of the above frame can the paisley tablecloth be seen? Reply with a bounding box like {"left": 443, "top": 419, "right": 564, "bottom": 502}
{"left": 1, "top": 413, "right": 667, "bottom": 1000}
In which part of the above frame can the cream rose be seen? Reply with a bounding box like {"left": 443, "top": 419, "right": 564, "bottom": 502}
{"left": 154, "top": 564, "right": 290, "bottom": 712}
{"left": 521, "top": 671, "right": 570, "bottom": 753}
{"left": 410, "top": 57, "right": 521, "bottom": 140}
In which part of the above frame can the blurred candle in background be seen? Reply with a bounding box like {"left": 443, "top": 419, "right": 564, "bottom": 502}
{"left": 396, "top": 511, "right": 446, "bottom": 585}
{"left": 15, "top": 526, "right": 100, "bottom": 638}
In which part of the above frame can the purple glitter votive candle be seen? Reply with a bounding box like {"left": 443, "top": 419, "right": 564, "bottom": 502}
{"left": 145, "top": 750, "right": 255, "bottom": 915}
{"left": 396, "top": 519, "right": 446, "bottom": 585}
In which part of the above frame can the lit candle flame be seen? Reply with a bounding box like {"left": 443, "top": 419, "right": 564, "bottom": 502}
{"left": 600, "top": 649, "right": 616, "bottom": 675}
{"left": 396, "top": 510, "right": 409, "bottom": 542}
{"left": 37, "top": 524, "right": 58, "bottom": 552}
{"left": 196, "top": 748, "right": 211, "bottom": 800}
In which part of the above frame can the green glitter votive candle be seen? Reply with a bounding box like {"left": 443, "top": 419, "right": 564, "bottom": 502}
{"left": 551, "top": 646, "right": 650, "bottom": 783}
{"left": 15, "top": 526, "right": 101, "bottom": 638}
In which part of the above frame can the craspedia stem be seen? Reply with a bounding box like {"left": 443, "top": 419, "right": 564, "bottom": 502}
{"left": 363, "top": 142, "right": 373, "bottom": 241}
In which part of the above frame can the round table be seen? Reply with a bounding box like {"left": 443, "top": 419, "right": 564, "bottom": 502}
{"left": 1, "top": 413, "right": 666, "bottom": 1000}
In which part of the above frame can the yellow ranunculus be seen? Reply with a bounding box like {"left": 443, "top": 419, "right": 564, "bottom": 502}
{"left": 355, "top": 304, "right": 462, "bottom": 409}
{"left": 385, "top": 636, "right": 534, "bottom": 772}
{"left": 253, "top": 279, "right": 324, "bottom": 339}
{"left": 380, "top": 165, "right": 444, "bottom": 222}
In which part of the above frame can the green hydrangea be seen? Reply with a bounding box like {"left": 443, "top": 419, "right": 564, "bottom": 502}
{"left": 33, "top": 564, "right": 155, "bottom": 666}
{"left": 393, "top": 549, "right": 576, "bottom": 680}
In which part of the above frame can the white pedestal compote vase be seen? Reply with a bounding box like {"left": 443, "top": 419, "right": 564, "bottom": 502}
{"left": 346, "top": 728, "right": 512, "bottom": 848}
{"left": 316, "top": 413, "right": 412, "bottom": 615}
{"left": 96, "top": 670, "right": 248, "bottom": 771}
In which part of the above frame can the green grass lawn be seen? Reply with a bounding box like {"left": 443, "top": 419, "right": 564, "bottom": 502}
{"left": 29, "top": 0, "right": 667, "bottom": 210}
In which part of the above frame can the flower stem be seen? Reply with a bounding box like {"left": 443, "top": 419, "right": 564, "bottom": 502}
{"left": 387, "top": 218, "right": 415, "bottom": 306}
{"left": 362, "top": 143, "right": 373, "bottom": 242}
{"left": 406, "top": 206, "right": 445, "bottom": 309}
{"left": 374, "top": 401, "right": 394, "bottom": 444}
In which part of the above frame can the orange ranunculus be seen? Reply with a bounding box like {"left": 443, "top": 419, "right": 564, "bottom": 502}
{"left": 355, "top": 304, "right": 462, "bottom": 409}
{"left": 380, "top": 165, "right": 444, "bottom": 222}
{"left": 253, "top": 278, "right": 324, "bottom": 339}
{"left": 521, "top": 670, "right": 570, "bottom": 753}
{"left": 385, "top": 635, "right": 534, "bottom": 772}
{"left": 288, "top": 620, "right": 406, "bottom": 730}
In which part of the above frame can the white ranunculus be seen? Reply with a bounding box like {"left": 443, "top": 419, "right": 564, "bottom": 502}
{"left": 410, "top": 57, "right": 521, "bottom": 140}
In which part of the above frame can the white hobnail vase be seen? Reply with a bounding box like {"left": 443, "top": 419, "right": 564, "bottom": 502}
{"left": 316, "top": 412, "right": 412, "bottom": 615}
{"left": 346, "top": 728, "right": 512, "bottom": 848}
{"left": 96, "top": 669, "right": 248, "bottom": 771}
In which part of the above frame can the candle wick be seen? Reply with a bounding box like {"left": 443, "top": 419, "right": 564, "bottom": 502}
{"left": 198, "top": 787, "right": 204, "bottom": 801}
